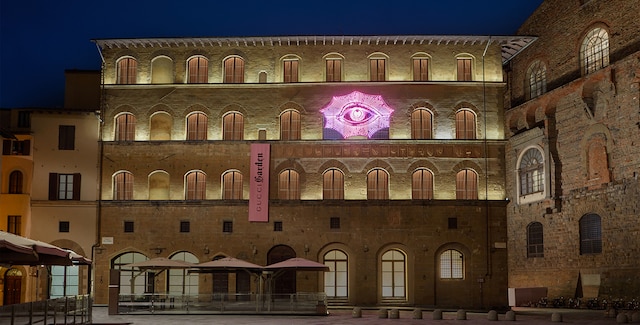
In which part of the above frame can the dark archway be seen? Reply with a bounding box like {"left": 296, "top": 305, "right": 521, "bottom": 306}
{"left": 267, "top": 245, "right": 296, "bottom": 295}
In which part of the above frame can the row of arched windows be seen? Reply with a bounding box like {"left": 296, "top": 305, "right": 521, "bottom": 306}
{"left": 111, "top": 246, "right": 466, "bottom": 299}
{"left": 526, "top": 213, "right": 602, "bottom": 258}
{"left": 115, "top": 52, "right": 477, "bottom": 85}
{"left": 112, "top": 168, "right": 479, "bottom": 200}
{"left": 113, "top": 108, "right": 477, "bottom": 141}
{"left": 525, "top": 27, "right": 609, "bottom": 100}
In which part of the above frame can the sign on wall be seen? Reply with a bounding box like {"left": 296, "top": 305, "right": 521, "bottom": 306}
{"left": 249, "top": 143, "right": 270, "bottom": 222}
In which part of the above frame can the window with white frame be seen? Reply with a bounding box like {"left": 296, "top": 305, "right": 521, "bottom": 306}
{"left": 324, "top": 250, "right": 348, "bottom": 298}
{"left": 519, "top": 148, "right": 544, "bottom": 196}
{"left": 527, "top": 60, "right": 547, "bottom": 99}
{"left": 440, "top": 249, "right": 464, "bottom": 279}
{"left": 381, "top": 249, "right": 406, "bottom": 299}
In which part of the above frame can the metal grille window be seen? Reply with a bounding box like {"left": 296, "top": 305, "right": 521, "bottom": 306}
{"left": 59, "top": 221, "right": 70, "bottom": 233}
{"left": 323, "top": 169, "right": 344, "bottom": 200}
{"left": 519, "top": 148, "right": 544, "bottom": 196}
{"left": 116, "top": 57, "right": 137, "bottom": 84}
{"left": 440, "top": 249, "right": 464, "bottom": 279}
{"left": 527, "top": 222, "right": 544, "bottom": 257}
{"left": 124, "top": 221, "right": 134, "bottom": 233}
{"left": 274, "top": 221, "right": 283, "bottom": 232}
{"left": 115, "top": 113, "right": 135, "bottom": 141}
{"left": 580, "top": 214, "right": 602, "bottom": 254}
{"left": 180, "top": 221, "right": 190, "bottom": 233}
{"left": 412, "top": 168, "right": 433, "bottom": 200}
{"left": 330, "top": 217, "right": 341, "bottom": 229}
{"left": 324, "top": 250, "right": 348, "bottom": 298}
{"left": 581, "top": 28, "right": 609, "bottom": 75}
{"left": 381, "top": 249, "right": 405, "bottom": 298}
{"left": 223, "top": 221, "right": 233, "bottom": 233}
{"left": 411, "top": 109, "right": 433, "bottom": 139}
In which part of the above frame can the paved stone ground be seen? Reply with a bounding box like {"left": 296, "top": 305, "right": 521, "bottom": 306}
{"left": 91, "top": 306, "right": 637, "bottom": 324}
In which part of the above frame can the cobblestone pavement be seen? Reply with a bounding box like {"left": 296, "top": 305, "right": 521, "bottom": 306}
{"left": 91, "top": 306, "right": 636, "bottom": 324}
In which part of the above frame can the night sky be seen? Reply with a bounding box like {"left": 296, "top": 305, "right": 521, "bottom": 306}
{"left": 0, "top": 0, "right": 543, "bottom": 109}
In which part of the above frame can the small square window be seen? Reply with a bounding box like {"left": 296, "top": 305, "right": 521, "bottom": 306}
{"left": 448, "top": 217, "right": 458, "bottom": 229}
{"left": 59, "top": 221, "right": 70, "bottom": 233}
{"left": 180, "top": 221, "right": 190, "bottom": 233}
{"left": 124, "top": 221, "right": 134, "bottom": 233}
{"left": 274, "top": 221, "right": 283, "bottom": 232}
{"left": 330, "top": 217, "right": 340, "bottom": 229}
{"left": 223, "top": 221, "right": 233, "bottom": 233}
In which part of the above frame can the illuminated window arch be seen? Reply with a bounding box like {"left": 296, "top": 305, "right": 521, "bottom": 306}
{"left": 168, "top": 252, "right": 199, "bottom": 295}
{"left": 278, "top": 169, "right": 300, "bottom": 200}
{"left": 223, "top": 112, "right": 244, "bottom": 140}
{"left": 519, "top": 148, "right": 544, "bottom": 196}
{"left": 116, "top": 57, "right": 137, "bottom": 84}
{"left": 527, "top": 222, "right": 544, "bottom": 258}
{"left": 440, "top": 249, "right": 464, "bottom": 279}
{"left": 148, "top": 170, "right": 170, "bottom": 200}
{"left": 580, "top": 213, "right": 602, "bottom": 255}
{"left": 113, "top": 171, "right": 133, "bottom": 200}
{"left": 456, "top": 169, "right": 478, "bottom": 200}
{"left": 151, "top": 56, "right": 174, "bottom": 84}
{"left": 222, "top": 170, "right": 243, "bottom": 200}
{"left": 187, "top": 56, "right": 208, "bottom": 83}
{"left": 186, "top": 112, "right": 208, "bottom": 140}
{"left": 224, "top": 56, "right": 244, "bottom": 83}
{"left": 112, "top": 252, "right": 148, "bottom": 295}
{"left": 526, "top": 60, "right": 547, "bottom": 99}
{"left": 412, "top": 168, "right": 433, "bottom": 200}
{"left": 324, "top": 54, "right": 343, "bottom": 82}
{"left": 412, "top": 54, "right": 430, "bottom": 81}
{"left": 280, "top": 110, "right": 301, "bottom": 140}
{"left": 411, "top": 108, "right": 433, "bottom": 139}
{"left": 9, "top": 170, "right": 23, "bottom": 194}
{"left": 455, "top": 109, "right": 476, "bottom": 140}
{"left": 115, "top": 113, "right": 136, "bottom": 141}
{"left": 282, "top": 56, "right": 300, "bottom": 83}
{"left": 323, "top": 168, "right": 344, "bottom": 200}
{"left": 149, "top": 111, "right": 172, "bottom": 141}
{"left": 367, "top": 168, "right": 389, "bottom": 200}
{"left": 185, "top": 170, "right": 206, "bottom": 200}
{"left": 581, "top": 27, "right": 609, "bottom": 75}
{"left": 324, "top": 250, "right": 348, "bottom": 298}
{"left": 381, "top": 249, "right": 406, "bottom": 299}
{"left": 456, "top": 55, "right": 473, "bottom": 81}
{"left": 368, "top": 53, "right": 388, "bottom": 81}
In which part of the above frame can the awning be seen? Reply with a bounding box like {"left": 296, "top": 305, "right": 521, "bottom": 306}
{"left": 0, "top": 231, "right": 77, "bottom": 266}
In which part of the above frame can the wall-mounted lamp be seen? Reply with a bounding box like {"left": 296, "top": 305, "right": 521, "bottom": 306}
{"left": 203, "top": 245, "right": 210, "bottom": 255}
{"left": 363, "top": 245, "right": 369, "bottom": 252}
{"left": 252, "top": 245, "right": 258, "bottom": 255}
{"left": 304, "top": 244, "right": 310, "bottom": 253}
{"left": 94, "top": 247, "right": 106, "bottom": 254}
{"left": 152, "top": 247, "right": 165, "bottom": 255}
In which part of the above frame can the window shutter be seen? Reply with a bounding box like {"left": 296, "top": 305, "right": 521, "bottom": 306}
{"left": 73, "top": 173, "right": 81, "bottom": 200}
{"left": 22, "top": 140, "right": 30, "bottom": 155}
{"left": 49, "top": 173, "right": 59, "bottom": 200}
{"left": 2, "top": 140, "right": 10, "bottom": 155}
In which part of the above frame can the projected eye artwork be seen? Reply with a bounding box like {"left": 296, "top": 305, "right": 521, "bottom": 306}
{"left": 320, "top": 91, "right": 394, "bottom": 139}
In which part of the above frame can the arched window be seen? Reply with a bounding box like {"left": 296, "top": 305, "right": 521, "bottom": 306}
{"left": 527, "top": 222, "right": 544, "bottom": 258}
{"left": 381, "top": 249, "right": 406, "bottom": 299}
{"left": 367, "top": 168, "right": 389, "bottom": 200}
{"left": 185, "top": 171, "right": 206, "bottom": 200}
{"left": 411, "top": 109, "right": 432, "bottom": 139}
{"left": 224, "top": 57, "right": 244, "bottom": 83}
{"left": 148, "top": 171, "right": 170, "bottom": 200}
{"left": 187, "top": 56, "right": 208, "bottom": 83}
{"left": 440, "top": 249, "right": 464, "bottom": 279}
{"left": 280, "top": 110, "right": 301, "bottom": 140}
{"left": 151, "top": 56, "right": 174, "bottom": 84}
{"left": 412, "top": 168, "right": 433, "bottom": 200}
{"left": 116, "top": 57, "right": 137, "bottom": 84}
{"left": 112, "top": 252, "right": 148, "bottom": 295}
{"left": 223, "top": 112, "right": 244, "bottom": 140}
{"left": 527, "top": 60, "right": 547, "bottom": 99}
{"left": 580, "top": 213, "right": 602, "bottom": 254}
{"left": 587, "top": 137, "right": 610, "bottom": 183}
{"left": 9, "top": 170, "right": 23, "bottom": 194}
{"left": 519, "top": 148, "right": 544, "bottom": 196}
{"left": 149, "top": 112, "right": 172, "bottom": 140}
{"left": 113, "top": 171, "right": 133, "bottom": 200}
{"left": 283, "top": 59, "right": 299, "bottom": 83}
{"left": 186, "top": 112, "right": 207, "bottom": 141}
{"left": 115, "top": 113, "right": 136, "bottom": 141}
{"left": 456, "top": 169, "right": 478, "bottom": 200}
{"left": 323, "top": 250, "right": 348, "bottom": 298}
{"left": 455, "top": 109, "right": 476, "bottom": 140}
{"left": 50, "top": 265, "right": 79, "bottom": 298}
{"left": 168, "top": 252, "right": 199, "bottom": 295}
{"left": 278, "top": 169, "right": 300, "bottom": 200}
{"left": 323, "top": 169, "right": 344, "bottom": 200}
{"left": 581, "top": 27, "right": 609, "bottom": 75}
{"left": 222, "top": 170, "right": 243, "bottom": 200}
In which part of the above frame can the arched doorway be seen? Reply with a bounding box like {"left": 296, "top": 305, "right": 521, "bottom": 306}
{"left": 267, "top": 245, "right": 296, "bottom": 295}
{"left": 4, "top": 268, "right": 23, "bottom": 305}
{"left": 211, "top": 255, "right": 229, "bottom": 299}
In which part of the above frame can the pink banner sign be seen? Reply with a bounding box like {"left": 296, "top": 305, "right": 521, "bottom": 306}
{"left": 249, "top": 143, "right": 270, "bottom": 222}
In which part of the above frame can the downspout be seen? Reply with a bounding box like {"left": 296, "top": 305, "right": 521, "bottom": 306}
{"left": 482, "top": 36, "right": 492, "bottom": 286}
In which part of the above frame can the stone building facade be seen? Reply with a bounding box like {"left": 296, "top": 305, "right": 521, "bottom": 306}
{"left": 91, "top": 35, "right": 534, "bottom": 308}
{"left": 504, "top": 0, "right": 640, "bottom": 301}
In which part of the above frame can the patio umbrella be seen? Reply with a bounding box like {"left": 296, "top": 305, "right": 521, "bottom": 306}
{"left": 263, "top": 257, "right": 330, "bottom": 272}
{"left": 0, "top": 231, "right": 73, "bottom": 266}
{"left": 124, "top": 257, "right": 194, "bottom": 273}
{"left": 192, "top": 257, "right": 263, "bottom": 272}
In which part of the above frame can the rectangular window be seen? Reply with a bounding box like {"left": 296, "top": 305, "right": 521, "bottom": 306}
{"left": 283, "top": 60, "right": 299, "bottom": 83}
{"left": 8, "top": 215, "right": 21, "bottom": 235}
{"left": 413, "top": 58, "right": 429, "bottom": 81}
{"left": 457, "top": 58, "right": 472, "bottom": 81}
{"left": 330, "top": 217, "right": 341, "bottom": 229}
{"left": 59, "top": 221, "right": 70, "bottom": 233}
{"left": 448, "top": 218, "right": 458, "bottom": 229}
{"left": 274, "top": 221, "right": 283, "bottom": 232}
{"left": 180, "top": 221, "right": 190, "bottom": 233}
{"left": 49, "top": 173, "right": 81, "bottom": 200}
{"left": 58, "top": 125, "right": 75, "bottom": 150}
{"left": 2, "top": 139, "right": 30, "bottom": 155}
{"left": 223, "top": 221, "right": 233, "bottom": 233}
{"left": 370, "top": 59, "right": 386, "bottom": 81}
{"left": 18, "top": 111, "right": 31, "bottom": 128}
{"left": 326, "top": 59, "right": 342, "bottom": 82}
{"left": 124, "top": 221, "right": 134, "bottom": 233}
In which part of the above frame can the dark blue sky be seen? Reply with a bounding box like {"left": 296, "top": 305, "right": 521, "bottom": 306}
{"left": 0, "top": 0, "right": 543, "bottom": 108}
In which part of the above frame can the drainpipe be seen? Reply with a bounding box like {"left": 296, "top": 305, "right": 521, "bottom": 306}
{"left": 482, "top": 36, "right": 492, "bottom": 286}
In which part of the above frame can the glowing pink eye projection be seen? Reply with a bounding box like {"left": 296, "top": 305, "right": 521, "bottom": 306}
{"left": 321, "top": 91, "right": 395, "bottom": 139}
